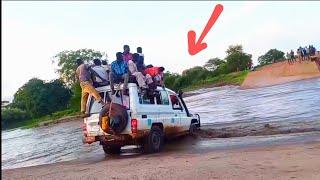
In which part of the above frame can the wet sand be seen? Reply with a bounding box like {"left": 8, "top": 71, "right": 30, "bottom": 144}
{"left": 2, "top": 132, "right": 320, "bottom": 180}
{"left": 198, "top": 118, "right": 320, "bottom": 138}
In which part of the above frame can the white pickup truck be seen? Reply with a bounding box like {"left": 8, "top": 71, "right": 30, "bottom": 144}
{"left": 82, "top": 83, "right": 200, "bottom": 154}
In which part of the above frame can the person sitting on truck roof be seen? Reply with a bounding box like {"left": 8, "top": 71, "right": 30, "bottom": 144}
{"left": 137, "top": 47, "right": 144, "bottom": 58}
{"left": 90, "top": 58, "right": 109, "bottom": 87}
{"left": 123, "top": 45, "right": 133, "bottom": 62}
{"left": 110, "top": 52, "right": 129, "bottom": 95}
{"left": 133, "top": 53, "right": 145, "bottom": 72}
{"left": 136, "top": 47, "right": 145, "bottom": 70}
{"left": 144, "top": 66, "right": 165, "bottom": 87}
{"left": 75, "top": 58, "right": 105, "bottom": 117}
{"left": 128, "top": 54, "right": 148, "bottom": 90}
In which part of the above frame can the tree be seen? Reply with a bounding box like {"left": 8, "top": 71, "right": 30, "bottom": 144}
{"left": 1, "top": 108, "right": 30, "bottom": 130}
{"left": 12, "top": 78, "right": 71, "bottom": 118}
{"left": 258, "top": 49, "right": 285, "bottom": 66}
{"left": 204, "top": 57, "right": 226, "bottom": 71}
{"left": 68, "top": 83, "right": 82, "bottom": 111}
{"left": 226, "top": 44, "right": 243, "bottom": 56}
{"left": 53, "top": 49, "right": 104, "bottom": 86}
{"left": 12, "top": 78, "right": 44, "bottom": 113}
{"left": 164, "top": 71, "right": 181, "bottom": 91}
{"left": 224, "top": 45, "right": 252, "bottom": 72}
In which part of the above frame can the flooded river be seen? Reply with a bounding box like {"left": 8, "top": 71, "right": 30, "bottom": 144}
{"left": 2, "top": 78, "right": 320, "bottom": 169}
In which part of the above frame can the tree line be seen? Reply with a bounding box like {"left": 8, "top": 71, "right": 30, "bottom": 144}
{"left": 165, "top": 44, "right": 253, "bottom": 91}
{"left": 2, "top": 49, "right": 105, "bottom": 129}
{"left": 2, "top": 45, "right": 285, "bottom": 129}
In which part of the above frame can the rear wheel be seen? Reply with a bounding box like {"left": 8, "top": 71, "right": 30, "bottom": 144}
{"left": 143, "top": 126, "right": 164, "bottom": 153}
{"left": 102, "top": 145, "right": 121, "bottom": 154}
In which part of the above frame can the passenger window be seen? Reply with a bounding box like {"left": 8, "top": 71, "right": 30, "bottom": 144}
{"left": 157, "top": 91, "right": 169, "bottom": 105}
{"left": 170, "top": 95, "right": 182, "bottom": 110}
{"left": 139, "top": 92, "right": 155, "bottom": 105}
{"left": 89, "top": 92, "right": 105, "bottom": 114}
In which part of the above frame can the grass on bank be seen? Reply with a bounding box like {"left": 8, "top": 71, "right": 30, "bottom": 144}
{"left": 21, "top": 109, "right": 80, "bottom": 129}
{"left": 182, "top": 70, "right": 249, "bottom": 92}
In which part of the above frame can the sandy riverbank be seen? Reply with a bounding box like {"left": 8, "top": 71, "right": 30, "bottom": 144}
{"left": 241, "top": 59, "right": 320, "bottom": 89}
{"left": 3, "top": 136, "right": 320, "bottom": 180}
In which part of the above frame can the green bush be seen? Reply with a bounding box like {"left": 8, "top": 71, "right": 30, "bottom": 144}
{"left": 1, "top": 108, "right": 30, "bottom": 129}
{"left": 68, "top": 83, "right": 81, "bottom": 111}
{"left": 12, "top": 78, "right": 72, "bottom": 118}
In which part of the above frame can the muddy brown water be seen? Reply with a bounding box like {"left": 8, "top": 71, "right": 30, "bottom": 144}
{"left": 2, "top": 78, "right": 320, "bottom": 169}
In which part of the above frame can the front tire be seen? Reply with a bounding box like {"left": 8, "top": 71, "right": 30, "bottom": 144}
{"left": 143, "top": 126, "right": 164, "bottom": 153}
{"left": 195, "top": 114, "right": 201, "bottom": 128}
{"left": 189, "top": 123, "right": 197, "bottom": 136}
{"left": 102, "top": 145, "right": 121, "bottom": 154}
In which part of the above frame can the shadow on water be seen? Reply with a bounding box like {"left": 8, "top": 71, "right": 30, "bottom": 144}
{"left": 2, "top": 78, "right": 320, "bottom": 169}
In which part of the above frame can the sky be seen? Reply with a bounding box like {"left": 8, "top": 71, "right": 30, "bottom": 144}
{"left": 2, "top": 1, "right": 320, "bottom": 101}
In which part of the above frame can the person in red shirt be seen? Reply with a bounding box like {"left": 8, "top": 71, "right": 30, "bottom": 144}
{"left": 123, "top": 45, "right": 133, "bottom": 62}
{"left": 144, "top": 66, "right": 165, "bottom": 86}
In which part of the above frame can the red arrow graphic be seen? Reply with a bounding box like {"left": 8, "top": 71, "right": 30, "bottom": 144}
{"left": 188, "top": 4, "right": 224, "bottom": 56}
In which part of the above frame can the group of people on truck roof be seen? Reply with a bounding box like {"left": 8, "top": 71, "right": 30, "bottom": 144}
{"left": 75, "top": 45, "right": 166, "bottom": 117}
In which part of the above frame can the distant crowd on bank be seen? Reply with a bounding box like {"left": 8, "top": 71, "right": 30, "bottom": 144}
{"left": 286, "top": 45, "right": 317, "bottom": 64}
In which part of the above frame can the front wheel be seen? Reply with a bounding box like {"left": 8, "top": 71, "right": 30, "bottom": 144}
{"left": 143, "top": 126, "right": 164, "bottom": 153}
{"left": 189, "top": 123, "right": 197, "bottom": 136}
{"left": 102, "top": 145, "right": 121, "bottom": 155}
{"left": 195, "top": 114, "right": 201, "bottom": 128}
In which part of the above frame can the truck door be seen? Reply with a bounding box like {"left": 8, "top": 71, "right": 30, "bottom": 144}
{"left": 137, "top": 92, "right": 159, "bottom": 130}
{"left": 156, "top": 90, "right": 175, "bottom": 128}
{"left": 177, "top": 97, "right": 190, "bottom": 131}
{"left": 169, "top": 94, "right": 183, "bottom": 128}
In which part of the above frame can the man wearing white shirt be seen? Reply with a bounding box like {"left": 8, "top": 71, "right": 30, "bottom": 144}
{"left": 91, "top": 59, "right": 109, "bottom": 87}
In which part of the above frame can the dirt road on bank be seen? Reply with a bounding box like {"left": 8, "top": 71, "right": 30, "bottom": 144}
{"left": 3, "top": 131, "right": 320, "bottom": 180}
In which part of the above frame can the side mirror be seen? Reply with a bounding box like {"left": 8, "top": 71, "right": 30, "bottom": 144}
{"left": 178, "top": 90, "right": 183, "bottom": 98}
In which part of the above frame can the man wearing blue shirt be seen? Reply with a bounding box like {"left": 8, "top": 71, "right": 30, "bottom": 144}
{"left": 110, "top": 52, "right": 129, "bottom": 95}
